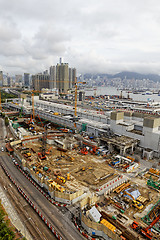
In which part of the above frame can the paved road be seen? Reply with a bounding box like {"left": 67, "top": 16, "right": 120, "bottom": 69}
{"left": 0, "top": 154, "right": 84, "bottom": 240}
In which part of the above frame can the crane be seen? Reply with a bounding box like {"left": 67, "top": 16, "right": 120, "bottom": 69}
{"left": 36, "top": 114, "right": 44, "bottom": 128}
{"left": 32, "top": 92, "right": 35, "bottom": 120}
{"left": 28, "top": 92, "right": 35, "bottom": 124}
{"left": 74, "top": 77, "right": 86, "bottom": 128}
{"left": 141, "top": 213, "right": 160, "bottom": 239}
{"left": 38, "top": 123, "right": 51, "bottom": 160}
{"left": 131, "top": 213, "right": 160, "bottom": 239}
{"left": 0, "top": 88, "right": 2, "bottom": 111}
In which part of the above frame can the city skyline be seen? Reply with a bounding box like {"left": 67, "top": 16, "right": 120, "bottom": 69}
{"left": 0, "top": 0, "right": 160, "bottom": 75}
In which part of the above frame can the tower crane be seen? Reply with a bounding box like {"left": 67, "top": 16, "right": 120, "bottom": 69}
{"left": 74, "top": 77, "right": 86, "bottom": 128}
{"left": 0, "top": 88, "right": 2, "bottom": 111}
{"left": 28, "top": 92, "right": 35, "bottom": 124}
{"left": 38, "top": 123, "right": 51, "bottom": 160}
{"left": 32, "top": 92, "right": 35, "bottom": 120}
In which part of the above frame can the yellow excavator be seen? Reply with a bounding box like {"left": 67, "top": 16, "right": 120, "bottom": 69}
{"left": 56, "top": 176, "right": 66, "bottom": 184}
{"left": 123, "top": 191, "right": 143, "bottom": 210}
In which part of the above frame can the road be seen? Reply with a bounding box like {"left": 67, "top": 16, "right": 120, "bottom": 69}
{"left": 0, "top": 118, "right": 84, "bottom": 240}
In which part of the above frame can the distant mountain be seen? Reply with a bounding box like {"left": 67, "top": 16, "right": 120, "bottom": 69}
{"left": 83, "top": 71, "right": 160, "bottom": 82}
{"left": 113, "top": 71, "right": 160, "bottom": 81}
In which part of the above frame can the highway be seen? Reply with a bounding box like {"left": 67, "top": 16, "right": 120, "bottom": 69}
{"left": 0, "top": 119, "right": 84, "bottom": 240}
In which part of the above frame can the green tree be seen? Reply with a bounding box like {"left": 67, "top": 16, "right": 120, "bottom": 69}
{"left": 0, "top": 203, "right": 15, "bottom": 240}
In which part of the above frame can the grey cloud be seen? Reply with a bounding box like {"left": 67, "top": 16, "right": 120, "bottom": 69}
{"left": 0, "top": 18, "right": 21, "bottom": 42}
{"left": 24, "top": 25, "right": 70, "bottom": 60}
{"left": 0, "top": 0, "right": 160, "bottom": 75}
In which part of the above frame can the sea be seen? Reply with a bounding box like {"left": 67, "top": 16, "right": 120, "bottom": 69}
{"left": 84, "top": 86, "right": 160, "bottom": 102}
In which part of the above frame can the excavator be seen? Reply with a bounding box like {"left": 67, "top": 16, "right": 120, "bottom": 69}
{"left": 131, "top": 213, "right": 160, "bottom": 239}
{"left": 123, "top": 190, "right": 143, "bottom": 210}
{"left": 35, "top": 114, "right": 44, "bottom": 128}
{"left": 62, "top": 152, "right": 74, "bottom": 161}
{"left": 45, "top": 147, "right": 52, "bottom": 155}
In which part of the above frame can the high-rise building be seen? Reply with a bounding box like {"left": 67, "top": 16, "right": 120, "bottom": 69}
{"left": 32, "top": 73, "right": 50, "bottom": 91}
{"left": 56, "top": 63, "right": 69, "bottom": 93}
{"left": 72, "top": 68, "right": 76, "bottom": 88}
{"left": 0, "top": 71, "right": 3, "bottom": 87}
{"left": 24, "top": 73, "right": 30, "bottom": 87}
{"left": 15, "top": 75, "right": 22, "bottom": 87}
{"left": 49, "top": 66, "right": 56, "bottom": 89}
{"left": 3, "top": 76, "right": 8, "bottom": 86}
{"left": 69, "top": 68, "right": 72, "bottom": 89}
{"left": 69, "top": 67, "right": 76, "bottom": 89}
{"left": 7, "top": 76, "right": 13, "bottom": 87}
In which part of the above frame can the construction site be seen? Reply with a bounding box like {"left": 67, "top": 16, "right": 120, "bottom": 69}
{"left": 1, "top": 90, "right": 160, "bottom": 240}
{"left": 5, "top": 111, "right": 160, "bottom": 240}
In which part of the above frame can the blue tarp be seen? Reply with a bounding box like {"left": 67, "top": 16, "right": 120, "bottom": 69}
{"left": 123, "top": 188, "right": 140, "bottom": 200}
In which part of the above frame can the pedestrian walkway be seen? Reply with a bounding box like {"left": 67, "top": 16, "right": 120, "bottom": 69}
{"left": 0, "top": 185, "right": 33, "bottom": 240}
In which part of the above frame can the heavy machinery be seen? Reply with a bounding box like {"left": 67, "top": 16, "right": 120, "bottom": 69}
{"left": 36, "top": 114, "right": 44, "bottom": 128}
{"left": 147, "top": 176, "right": 160, "bottom": 191}
{"left": 56, "top": 176, "right": 66, "bottom": 184}
{"left": 131, "top": 213, "right": 160, "bottom": 239}
{"left": 74, "top": 77, "right": 86, "bottom": 128}
{"left": 27, "top": 93, "right": 35, "bottom": 125}
{"left": 45, "top": 147, "right": 52, "bottom": 155}
{"left": 80, "top": 147, "right": 88, "bottom": 155}
{"left": 123, "top": 191, "right": 143, "bottom": 210}
{"left": 38, "top": 123, "right": 51, "bottom": 160}
{"left": 63, "top": 152, "right": 74, "bottom": 161}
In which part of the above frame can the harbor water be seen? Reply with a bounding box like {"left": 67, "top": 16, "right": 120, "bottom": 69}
{"left": 85, "top": 86, "right": 160, "bottom": 102}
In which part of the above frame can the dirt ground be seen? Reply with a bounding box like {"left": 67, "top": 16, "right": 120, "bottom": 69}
{"left": 18, "top": 141, "right": 115, "bottom": 192}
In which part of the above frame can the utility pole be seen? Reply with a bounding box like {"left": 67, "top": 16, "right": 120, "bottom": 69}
{"left": 0, "top": 89, "right": 2, "bottom": 111}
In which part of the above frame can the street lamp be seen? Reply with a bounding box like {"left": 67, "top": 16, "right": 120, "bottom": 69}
{"left": 23, "top": 217, "right": 31, "bottom": 239}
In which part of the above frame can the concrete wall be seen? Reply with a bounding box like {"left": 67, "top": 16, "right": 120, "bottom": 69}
{"left": 9, "top": 121, "right": 18, "bottom": 139}
{"left": 81, "top": 213, "right": 121, "bottom": 240}
{"left": 95, "top": 175, "right": 128, "bottom": 195}
{"left": 80, "top": 194, "right": 99, "bottom": 209}
{"left": 21, "top": 159, "right": 87, "bottom": 204}
{"left": 111, "top": 112, "right": 124, "bottom": 122}
{"left": 35, "top": 100, "right": 108, "bottom": 124}
{"left": 35, "top": 109, "right": 108, "bottom": 137}
{"left": 143, "top": 117, "right": 160, "bottom": 129}
{"left": 110, "top": 119, "right": 160, "bottom": 153}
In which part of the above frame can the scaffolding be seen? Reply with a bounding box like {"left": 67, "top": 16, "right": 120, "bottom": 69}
{"left": 142, "top": 199, "right": 160, "bottom": 233}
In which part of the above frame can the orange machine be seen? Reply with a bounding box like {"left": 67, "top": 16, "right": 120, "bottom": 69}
{"left": 131, "top": 213, "right": 160, "bottom": 240}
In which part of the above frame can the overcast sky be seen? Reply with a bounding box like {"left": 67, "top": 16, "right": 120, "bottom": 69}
{"left": 0, "top": 0, "right": 160, "bottom": 75}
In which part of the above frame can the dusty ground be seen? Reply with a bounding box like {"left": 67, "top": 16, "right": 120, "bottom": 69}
{"left": 17, "top": 140, "right": 115, "bottom": 192}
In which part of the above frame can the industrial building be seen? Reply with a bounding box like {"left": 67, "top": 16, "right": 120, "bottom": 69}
{"left": 7, "top": 96, "right": 160, "bottom": 158}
